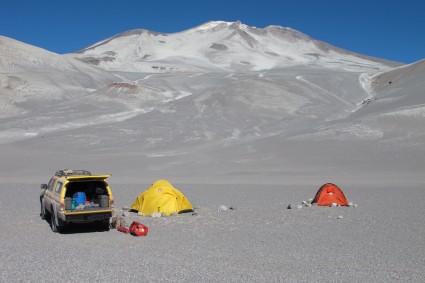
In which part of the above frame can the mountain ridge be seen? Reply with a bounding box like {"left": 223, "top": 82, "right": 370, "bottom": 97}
{"left": 69, "top": 21, "right": 401, "bottom": 72}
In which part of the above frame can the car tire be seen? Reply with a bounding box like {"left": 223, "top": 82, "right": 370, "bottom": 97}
{"left": 51, "top": 208, "right": 64, "bottom": 233}
{"left": 40, "top": 199, "right": 50, "bottom": 220}
{"left": 98, "top": 220, "right": 110, "bottom": 231}
{"left": 104, "top": 220, "right": 111, "bottom": 231}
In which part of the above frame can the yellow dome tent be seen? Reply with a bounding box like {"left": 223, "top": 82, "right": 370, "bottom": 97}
{"left": 130, "top": 180, "right": 194, "bottom": 216}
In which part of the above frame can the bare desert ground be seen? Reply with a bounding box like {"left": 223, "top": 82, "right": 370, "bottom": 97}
{"left": 1, "top": 182, "right": 424, "bottom": 282}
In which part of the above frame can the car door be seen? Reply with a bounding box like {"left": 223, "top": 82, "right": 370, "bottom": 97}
{"left": 44, "top": 178, "right": 57, "bottom": 212}
{"left": 51, "top": 181, "right": 64, "bottom": 211}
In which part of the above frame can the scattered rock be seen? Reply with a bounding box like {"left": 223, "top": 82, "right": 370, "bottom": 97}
{"left": 192, "top": 212, "right": 198, "bottom": 216}
{"left": 287, "top": 204, "right": 302, "bottom": 209}
{"left": 151, "top": 212, "right": 161, "bottom": 218}
{"left": 122, "top": 211, "right": 130, "bottom": 217}
{"left": 218, "top": 205, "right": 228, "bottom": 212}
{"left": 161, "top": 212, "right": 168, "bottom": 217}
{"left": 137, "top": 212, "right": 143, "bottom": 216}
{"left": 337, "top": 215, "right": 343, "bottom": 219}
{"left": 308, "top": 198, "right": 313, "bottom": 203}
{"left": 122, "top": 206, "right": 130, "bottom": 211}
{"left": 348, "top": 202, "right": 354, "bottom": 207}
{"left": 229, "top": 206, "right": 236, "bottom": 210}
{"left": 353, "top": 204, "right": 358, "bottom": 208}
{"left": 304, "top": 203, "right": 312, "bottom": 207}
{"left": 302, "top": 201, "right": 307, "bottom": 205}
{"left": 171, "top": 212, "right": 177, "bottom": 216}
{"left": 330, "top": 203, "right": 338, "bottom": 207}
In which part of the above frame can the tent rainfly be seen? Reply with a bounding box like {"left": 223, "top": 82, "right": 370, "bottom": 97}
{"left": 312, "top": 183, "right": 349, "bottom": 206}
{"left": 130, "top": 180, "right": 194, "bottom": 216}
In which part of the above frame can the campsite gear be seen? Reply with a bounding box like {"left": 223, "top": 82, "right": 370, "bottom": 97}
{"left": 110, "top": 216, "right": 127, "bottom": 229}
{"left": 40, "top": 170, "right": 115, "bottom": 233}
{"left": 312, "top": 183, "right": 348, "bottom": 206}
{"left": 130, "top": 180, "right": 193, "bottom": 216}
{"left": 73, "top": 192, "right": 86, "bottom": 206}
{"left": 76, "top": 204, "right": 85, "bottom": 211}
{"left": 118, "top": 226, "right": 130, "bottom": 234}
{"left": 65, "top": 197, "right": 72, "bottom": 210}
{"left": 129, "top": 221, "right": 148, "bottom": 236}
{"left": 99, "top": 195, "right": 109, "bottom": 208}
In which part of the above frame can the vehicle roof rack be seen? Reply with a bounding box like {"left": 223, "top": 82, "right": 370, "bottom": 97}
{"left": 55, "top": 169, "right": 92, "bottom": 177}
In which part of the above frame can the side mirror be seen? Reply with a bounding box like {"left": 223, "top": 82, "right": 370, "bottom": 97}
{"left": 40, "top": 184, "right": 48, "bottom": 190}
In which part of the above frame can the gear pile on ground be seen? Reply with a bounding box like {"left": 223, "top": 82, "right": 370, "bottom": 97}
{"left": 109, "top": 215, "right": 127, "bottom": 229}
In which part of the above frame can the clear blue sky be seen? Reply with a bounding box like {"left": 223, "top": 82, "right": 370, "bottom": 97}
{"left": 1, "top": 0, "right": 424, "bottom": 64}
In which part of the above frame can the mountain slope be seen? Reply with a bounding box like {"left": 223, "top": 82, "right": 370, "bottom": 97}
{"left": 0, "top": 36, "right": 118, "bottom": 117}
{"left": 0, "top": 22, "right": 423, "bottom": 184}
{"left": 287, "top": 60, "right": 425, "bottom": 144}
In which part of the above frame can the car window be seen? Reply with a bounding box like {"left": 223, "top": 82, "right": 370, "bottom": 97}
{"left": 48, "top": 178, "right": 56, "bottom": 191}
{"left": 54, "top": 182, "right": 63, "bottom": 195}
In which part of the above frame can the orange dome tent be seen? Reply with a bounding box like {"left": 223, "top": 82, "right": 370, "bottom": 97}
{"left": 312, "top": 183, "right": 348, "bottom": 206}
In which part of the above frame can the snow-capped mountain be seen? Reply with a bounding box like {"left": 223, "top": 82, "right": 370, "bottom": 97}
{"left": 69, "top": 21, "right": 399, "bottom": 72}
{"left": 0, "top": 21, "right": 423, "bottom": 184}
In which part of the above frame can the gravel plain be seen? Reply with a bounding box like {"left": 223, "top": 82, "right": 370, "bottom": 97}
{"left": 1, "top": 182, "right": 424, "bottom": 282}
